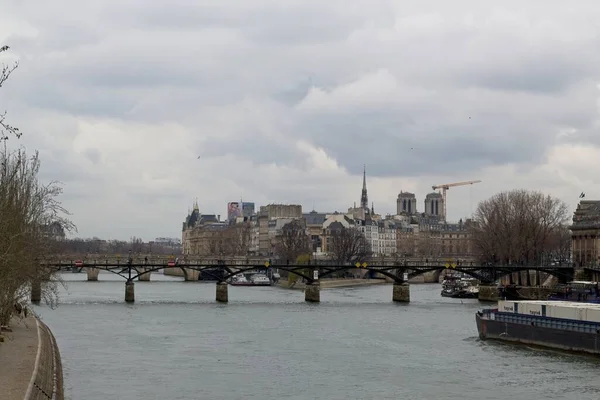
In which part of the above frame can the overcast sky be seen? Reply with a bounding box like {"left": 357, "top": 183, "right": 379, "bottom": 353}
{"left": 1, "top": 1, "right": 599, "bottom": 241}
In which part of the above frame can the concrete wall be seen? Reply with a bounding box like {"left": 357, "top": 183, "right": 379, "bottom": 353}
{"left": 259, "top": 204, "right": 302, "bottom": 219}
{"left": 25, "top": 318, "right": 64, "bottom": 400}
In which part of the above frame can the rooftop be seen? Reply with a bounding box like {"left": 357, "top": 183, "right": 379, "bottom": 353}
{"left": 571, "top": 200, "right": 600, "bottom": 230}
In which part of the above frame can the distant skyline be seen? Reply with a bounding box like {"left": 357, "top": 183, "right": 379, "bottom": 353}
{"left": 1, "top": 1, "right": 599, "bottom": 241}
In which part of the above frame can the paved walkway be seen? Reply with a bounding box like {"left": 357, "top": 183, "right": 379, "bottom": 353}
{"left": 0, "top": 316, "right": 38, "bottom": 400}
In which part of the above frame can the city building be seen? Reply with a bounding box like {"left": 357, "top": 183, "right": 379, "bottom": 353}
{"left": 257, "top": 214, "right": 269, "bottom": 255}
{"left": 439, "top": 219, "right": 474, "bottom": 259}
{"left": 259, "top": 204, "right": 302, "bottom": 219}
{"left": 424, "top": 192, "right": 445, "bottom": 220}
{"left": 570, "top": 200, "right": 600, "bottom": 267}
{"left": 227, "top": 201, "right": 256, "bottom": 222}
{"left": 303, "top": 210, "right": 328, "bottom": 255}
{"left": 248, "top": 203, "right": 304, "bottom": 256}
{"left": 179, "top": 167, "right": 481, "bottom": 260}
{"left": 241, "top": 202, "right": 255, "bottom": 218}
{"left": 396, "top": 215, "right": 473, "bottom": 261}
{"left": 354, "top": 217, "right": 396, "bottom": 256}
{"left": 182, "top": 200, "right": 227, "bottom": 255}
{"left": 321, "top": 215, "right": 356, "bottom": 254}
{"left": 348, "top": 166, "right": 376, "bottom": 220}
{"left": 397, "top": 191, "right": 417, "bottom": 215}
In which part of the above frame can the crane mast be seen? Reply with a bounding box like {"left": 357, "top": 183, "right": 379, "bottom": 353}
{"left": 431, "top": 180, "right": 482, "bottom": 220}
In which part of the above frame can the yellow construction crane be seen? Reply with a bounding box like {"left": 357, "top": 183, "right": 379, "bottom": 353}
{"left": 432, "top": 180, "right": 482, "bottom": 219}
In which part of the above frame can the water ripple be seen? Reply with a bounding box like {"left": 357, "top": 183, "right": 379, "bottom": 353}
{"left": 35, "top": 277, "right": 600, "bottom": 400}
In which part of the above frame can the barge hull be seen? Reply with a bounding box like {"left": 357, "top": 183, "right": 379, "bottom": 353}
{"left": 476, "top": 313, "right": 600, "bottom": 355}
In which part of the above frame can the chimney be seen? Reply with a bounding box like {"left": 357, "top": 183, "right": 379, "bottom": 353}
{"left": 218, "top": 214, "right": 221, "bottom": 221}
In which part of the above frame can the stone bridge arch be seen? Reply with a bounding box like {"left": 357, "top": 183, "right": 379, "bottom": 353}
{"left": 318, "top": 265, "right": 402, "bottom": 283}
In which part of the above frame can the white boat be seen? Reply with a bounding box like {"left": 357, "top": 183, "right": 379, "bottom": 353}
{"left": 250, "top": 273, "right": 272, "bottom": 286}
{"left": 229, "top": 273, "right": 272, "bottom": 286}
{"left": 230, "top": 274, "right": 249, "bottom": 285}
{"left": 441, "top": 276, "right": 479, "bottom": 298}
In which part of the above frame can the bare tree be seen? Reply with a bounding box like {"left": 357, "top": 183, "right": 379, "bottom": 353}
{"left": 56, "top": 237, "right": 181, "bottom": 256}
{"left": 200, "top": 223, "right": 253, "bottom": 258}
{"left": 108, "top": 240, "right": 129, "bottom": 255}
{"left": 130, "top": 236, "right": 144, "bottom": 253}
{"left": 470, "top": 189, "right": 569, "bottom": 265}
{"left": 545, "top": 224, "right": 571, "bottom": 264}
{"left": 0, "top": 148, "right": 74, "bottom": 326}
{"left": 328, "top": 227, "right": 372, "bottom": 264}
{"left": 415, "top": 231, "right": 441, "bottom": 261}
{"left": 275, "top": 219, "right": 311, "bottom": 262}
{"left": 223, "top": 223, "right": 252, "bottom": 256}
{"left": 397, "top": 231, "right": 416, "bottom": 257}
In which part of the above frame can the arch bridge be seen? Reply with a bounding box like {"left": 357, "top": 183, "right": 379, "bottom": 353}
{"left": 35, "top": 257, "right": 575, "bottom": 304}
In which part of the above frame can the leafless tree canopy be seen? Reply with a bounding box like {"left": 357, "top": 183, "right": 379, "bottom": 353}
{"left": 275, "top": 219, "right": 311, "bottom": 262}
{"left": 0, "top": 46, "right": 21, "bottom": 140}
{"left": 210, "top": 223, "right": 252, "bottom": 257}
{"left": 54, "top": 237, "right": 182, "bottom": 255}
{"left": 416, "top": 232, "right": 442, "bottom": 260}
{"left": 545, "top": 224, "right": 572, "bottom": 264}
{"left": 328, "top": 228, "right": 372, "bottom": 264}
{"left": 397, "top": 234, "right": 416, "bottom": 257}
{"left": 470, "top": 189, "right": 569, "bottom": 265}
{"left": 0, "top": 47, "right": 72, "bottom": 327}
{"left": 0, "top": 147, "right": 74, "bottom": 326}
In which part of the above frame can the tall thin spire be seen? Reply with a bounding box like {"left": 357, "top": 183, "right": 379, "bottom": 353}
{"left": 360, "top": 164, "right": 368, "bottom": 210}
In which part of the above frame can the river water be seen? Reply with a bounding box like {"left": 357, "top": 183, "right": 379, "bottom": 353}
{"left": 34, "top": 272, "right": 600, "bottom": 400}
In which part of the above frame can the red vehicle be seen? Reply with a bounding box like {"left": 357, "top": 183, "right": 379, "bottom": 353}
{"left": 74, "top": 260, "right": 83, "bottom": 268}
{"left": 167, "top": 260, "right": 176, "bottom": 267}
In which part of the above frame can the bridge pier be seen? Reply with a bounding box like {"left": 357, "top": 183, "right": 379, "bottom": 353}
{"left": 125, "top": 281, "right": 135, "bottom": 303}
{"left": 136, "top": 268, "right": 151, "bottom": 281}
{"left": 305, "top": 282, "right": 320, "bottom": 303}
{"left": 392, "top": 283, "right": 410, "bottom": 302}
{"left": 184, "top": 268, "right": 200, "bottom": 281}
{"left": 31, "top": 280, "right": 41, "bottom": 304}
{"left": 216, "top": 282, "right": 228, "bottom": 303}
{"left": 86, "top": 267, "right": 100, "bottom": 281}
{"left": 478, "top": 285, "right": 498, "bottom": 302}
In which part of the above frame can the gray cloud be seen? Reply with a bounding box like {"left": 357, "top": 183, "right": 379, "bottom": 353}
{"left": 2, "top": 1, "right": 600, "bottom": 238}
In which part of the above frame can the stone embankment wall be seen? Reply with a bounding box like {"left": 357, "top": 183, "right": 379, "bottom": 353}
{"left": 164, "top": 267, "right": 184, "bottom": 277}
{"left": 25, "top": 318, "right": 64, "bottom": 400}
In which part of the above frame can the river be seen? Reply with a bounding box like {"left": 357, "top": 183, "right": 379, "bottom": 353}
{"left": 35, "top": 272, "right": 600, "bottom": 399}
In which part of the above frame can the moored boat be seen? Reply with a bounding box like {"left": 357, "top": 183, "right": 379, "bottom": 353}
{"left": 441, "top": 276, "right": 479, "bottom": 299}
{"left": 548, "top": 281, "right": 600, "bottom": 303}
{"left": 250, "top": 273, "right": 271, "bottom": 286}
{"left": 229, "top": 273, "right": 272, "bottom": 286}
{"left": 476, "top": 300, "right": 600, "bottom": 355}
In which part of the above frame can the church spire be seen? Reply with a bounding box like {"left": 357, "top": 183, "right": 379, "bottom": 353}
{"left": 360, "top": 164, "right": 368, "bottom": 210}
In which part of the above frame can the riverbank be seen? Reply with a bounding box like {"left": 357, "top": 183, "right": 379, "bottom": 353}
{"left": 0, "top": 315, "right": 64, "bottom": 400}
{"left": 276, "top": 278, "right": 389, "bottom": 290}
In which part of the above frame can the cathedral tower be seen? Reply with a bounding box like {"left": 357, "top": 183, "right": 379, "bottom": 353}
{"left": 360, "top": 165, "right": 368, "bottom": 210}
